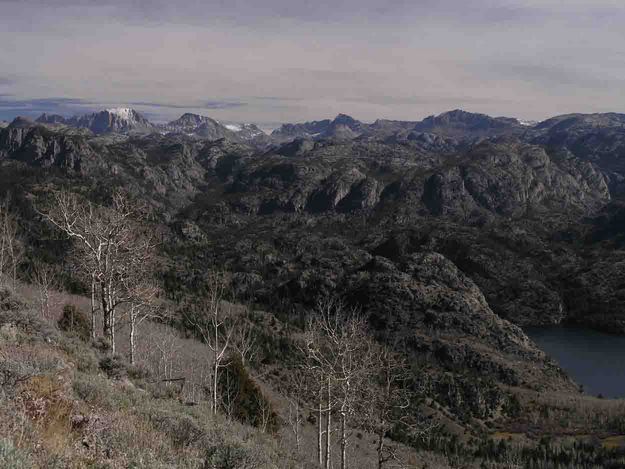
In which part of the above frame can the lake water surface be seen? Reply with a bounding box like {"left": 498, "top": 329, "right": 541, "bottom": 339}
{"left": 525, "top": 326, "right": 625, "bottom": 398}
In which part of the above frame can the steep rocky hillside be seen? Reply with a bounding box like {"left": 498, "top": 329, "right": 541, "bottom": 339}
{"left": 3, "top": 109, "right": 625, "bottom": 467}
{"left": 1, "top": 110, "right": 624, "bottom": 332}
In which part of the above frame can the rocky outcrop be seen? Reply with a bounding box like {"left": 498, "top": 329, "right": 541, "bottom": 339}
{"left": 161, "top": 113, "right": 270, "bottom": 147}
{"left": 36, "top": 113, "right": 68, "bottom": 125}
{"left": 68, "top": 108, "right": 156, "bottom": 134}
{"left": 0, "top": 122, "right": 95, "bottom": 172}
{"left": 413, "top": 109, "right": 525, "bottom": 139}
{"left": 271, "top": 119, "right": 333, "bottom": 142}
{"left": 2, "top": 109, "right": 625, "bottom": 336}
{"left": 528, "top": 113, "right": 625, "bottom": 194}
{"left": 421, "top": 141, "right": 610, "bottom": 217}
{"left": 162, "top": 113, "right": 237, "bottom": 140}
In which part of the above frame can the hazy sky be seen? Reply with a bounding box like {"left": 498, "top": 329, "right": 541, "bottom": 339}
{"left": 0, "top": 0, "right": 624, "bottom": 126}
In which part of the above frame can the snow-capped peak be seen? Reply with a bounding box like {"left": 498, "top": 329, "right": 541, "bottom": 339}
{"left": 517, "top": 119, "right": 537, "bottom": 127}
{"left": 106, "top": 108, "right": 135, "bottom": 121}
{"left": 225, "top": 124, "right": 242, "bottom": 132}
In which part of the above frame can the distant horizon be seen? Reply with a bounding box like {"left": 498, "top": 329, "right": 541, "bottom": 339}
{"left": 2, "top": 1, "right": 625, "bottom": 128}
{"left": 2, "top": 102, "right": 622, "bottom": 131}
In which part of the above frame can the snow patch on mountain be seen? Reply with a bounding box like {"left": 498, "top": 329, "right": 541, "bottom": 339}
{"left": 106, "top": 108, "right": 135, "bottom": 121}
{"left": 517, "top": 119, "right": 538, "bottom": 127}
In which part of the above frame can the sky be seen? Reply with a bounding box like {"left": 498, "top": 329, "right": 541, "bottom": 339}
{"left": 0, "top": 0, "right": 624, "bottom": 127}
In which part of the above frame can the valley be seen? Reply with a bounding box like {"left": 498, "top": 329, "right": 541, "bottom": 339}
{"left": 2, "top": 106, "right": 625, "bottom": 467}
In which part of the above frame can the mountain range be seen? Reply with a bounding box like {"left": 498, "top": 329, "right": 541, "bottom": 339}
{"left": 3, "top": 106, "right": 625, "bottom": 332}
{"left": 33, "top": 108, "right": 272, "bottom": 145}
{"left": 4, "top": 104, "right": 625, "bottom": 466}
{"left": 27, "top": 106, "right": 538, "bottom": 144}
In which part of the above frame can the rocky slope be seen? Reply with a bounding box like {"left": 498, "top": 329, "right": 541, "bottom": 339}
{"left": 5, "top": 108, "right": 625, "bottom": 466}
{"left": 271, "top": 109, "right": 528, "bottom": 143}
{"left": 70, "top": 108, "right": 157, "bottom": 134}
{"left": 161, "top": 113, "right": 271, "bottom": 147}
{"left": 528, "top": 112, "right": 625, "bottom": 194}
{"left": 2, "top": 108, "right": 625, "bottom": 468}
{"left": 413, "top": 109, "right": 527, "bottom": 138}
{"left": 2, "top": 110, "right": 625, "bottom": 331}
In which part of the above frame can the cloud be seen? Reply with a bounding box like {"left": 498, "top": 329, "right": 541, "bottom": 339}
{"left": 0, "top": 96, "right": 100, "bottom": 120}
{"left": 0, "top": 1, "right": 624, "bottom": 123}
{"left": 470, "top": 62, "right": 624, "bottom": 90}
{"left": 129, "top": 101, "right": 198, "bottom": 109}
{"left": 204, "top": 101, "right": 247, "bottom": 110}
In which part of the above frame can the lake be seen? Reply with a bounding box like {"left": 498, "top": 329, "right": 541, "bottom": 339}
{"left": 525, "top": 326, "right": 625, "bottom": 398}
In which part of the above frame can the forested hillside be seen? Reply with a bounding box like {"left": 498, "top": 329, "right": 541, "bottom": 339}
{"left": 2, "top": 109, "right": 625, "bottom": 468}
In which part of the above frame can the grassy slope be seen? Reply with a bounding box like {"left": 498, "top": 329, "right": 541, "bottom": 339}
{"left": 4, "top": 283, "right": 625, "bottom": 469}
{"left": 0, "top": 286, "right": 301, "bottom": 469}
{"left": 0, "top": 285, "right": 452, "bottom": 469}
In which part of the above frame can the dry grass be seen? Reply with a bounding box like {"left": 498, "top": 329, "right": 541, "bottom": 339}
{"left": 513, "top": 388, "right": 625, "bottom": 436}
{"left": 602, "top": 435, "right": 625, "bottom": 450}
{"left": 0, "top": 285, "right": 305, "bottom": 468}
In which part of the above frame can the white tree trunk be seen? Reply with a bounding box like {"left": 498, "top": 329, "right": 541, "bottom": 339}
{"left": 90, "top": 274, "right": 97, "bottom": 340}
{"left": 101, "top": 281, "right": 111, "bottom": 348}
{"left": 325, "top": 378, "right": 331, "bottom": 469}
{"left": 108, "top": 284, "right": 116, "bottom": 355}
{"left": 341, "top": 411, "right": 347, "bottom": 469}
{"left": 213, "top": 357, "right": 219, "bottom": 415}
{"left": 295, "top": 399, "right": 300, "bottom": 452}
{"left": 129, "top": 306, "right": 136, "bottom": 365}
{"left": 318, "top": 396, "right": 323, "bottom": 466}
{"left": 377, "top": 431, "right": 385, "bottom": 469}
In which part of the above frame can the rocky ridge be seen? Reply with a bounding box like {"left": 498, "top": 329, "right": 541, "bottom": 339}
{"left": 1, "top": 109, "right": 625, "bottom": 366}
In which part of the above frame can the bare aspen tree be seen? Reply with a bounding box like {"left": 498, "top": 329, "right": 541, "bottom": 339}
{"left": 231, "top": 320, "right": 257, "bottom": 367}
{"left": 124, "top": 282, "right": 160, "bottom": 365}
{"left": 284, "top": 368, "right": 307, "bottom": 454}
{"left": 325, "top": 376, "right": 331, "bottom": 469}
{"left": 301, "top": 316, "right": 330, "bottom": 468}
{"left": 221, "top": 365, "right": 240, "bottom": 420}
{"left": 39, "top": 190, "right": 154, "bottom": 353}
{"left": 365, "top": 344, "right": 438, "bottom": 469}
{"left": 154, "top": 329, "right": 181, "bottom": 381}
{"left": 287, "top": 395, "right": 303, "bottom": 452}
{"left": 367, "top": 345, "right": 411, "bottom": 469}
{"left": 255, "top": 391, "right": 272, "bottom": 433}
{"left": 31, "top": 262, "right": 62, "bottom": 320}
{"left": 332, "top": 312, "right": 372, "bottom": 469}
{"left": 0, "top": 198, "right": 23, "bottom": 288}
{"left": 185, "top": 270, "right": 235, "bottom": 415}
{"left": 303, "top": 297, "right": 373, "bottom": 469}
{"left": 118, "top": 230, "right": 160, "bottom": 365}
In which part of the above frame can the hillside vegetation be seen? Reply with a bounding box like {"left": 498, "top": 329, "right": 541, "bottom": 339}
{"left": 2, "top": 109, "right": 625, "bottom": 467}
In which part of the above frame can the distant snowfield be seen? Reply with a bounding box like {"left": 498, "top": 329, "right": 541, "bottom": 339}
{"left": 518, "top": 119, "right": 538, "bottom": 127}
{"left": 106, "top": 108, "right": 134, "bottom": 121}
{"left": 225, "top": 124, "right": 242, "bottom": 132}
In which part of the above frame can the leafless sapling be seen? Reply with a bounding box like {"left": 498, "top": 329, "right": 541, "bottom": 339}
{"left": 185, "top": 270, "right": 235, "bottom": 415}
{"left": 38, "top": 190, "right": 154, "bottom": 353}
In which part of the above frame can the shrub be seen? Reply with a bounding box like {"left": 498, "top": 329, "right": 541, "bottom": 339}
{"left": 73, "top": 373, "right": 137, "bottom": 410}
{"left": 126, "top": 363, "right": 150, "bottom": 380}
{"left": 0, "top": 309, "right": 58, "bottom": 342}
{"left": 146, "top": 408, "right": 205, "bottom": 448}
{"left": 73, "top": 373, "right": 106, "bottom": 400}
{"left": 92, "top": 336, "right": 111, "bottom": 353}
{"left": 99, "top": 355, "right": 128, "bottom": 380}
{"left": 0, "top": 347, "right": 64, "bottom": 393}
{"left": 203, "top": 444, "right": 261, "bottom": 469}
{"left": 57, "top": 304, "right": 90, "bottom": 341}
{"left": 0, "top": 439, "right": 33, "bottom": 469}
{"left": 0, "top": 288, "right": 26, "bottom": 312}
{"left": 57, "top": 335, "right": 99, "bottom": 373}
{"left": 218, "top": 356, "right": 279, "bottom": 433}
{"left": 146, "top": 382, "right": 181, "bottom": 400}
